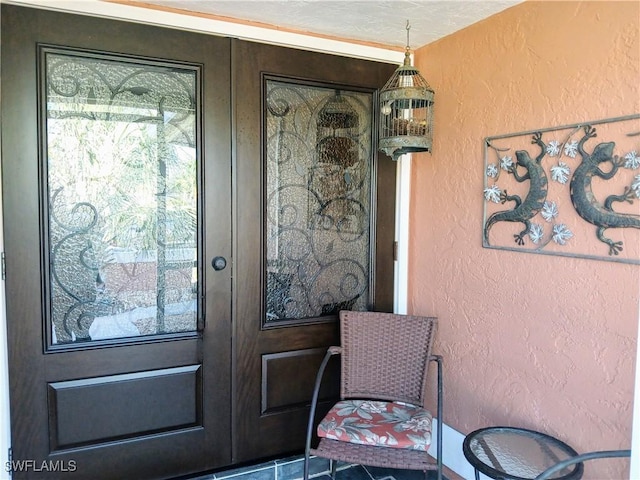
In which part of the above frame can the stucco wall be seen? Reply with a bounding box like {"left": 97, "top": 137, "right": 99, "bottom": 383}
{"left": 411, "top": 1, "right": 639, "bottom": 478}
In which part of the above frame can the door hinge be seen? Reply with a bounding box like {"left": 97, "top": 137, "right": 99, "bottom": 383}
{"left": 393, "top": 241, "right": 398, "bottom": 262}
{"left": 1, "top": 252, "right": 5, "bottom": 280}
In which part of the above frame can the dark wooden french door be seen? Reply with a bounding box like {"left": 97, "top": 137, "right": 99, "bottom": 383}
{"left": 2, "top": 5, "right": 397, "bottom": 479}
{"left": 2, "top": 5, "right": 232, "bottom": 479}
{"left": 231, "top": 40, "right": 397, "bottom": 461}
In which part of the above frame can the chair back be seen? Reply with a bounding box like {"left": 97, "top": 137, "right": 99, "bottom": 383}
{"left": 339, "top": 311, "right": 437, "bottom": 406}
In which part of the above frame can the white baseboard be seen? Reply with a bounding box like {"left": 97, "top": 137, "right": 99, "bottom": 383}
{"left": 429, "top": 420, "right": 491, "bottom": 480}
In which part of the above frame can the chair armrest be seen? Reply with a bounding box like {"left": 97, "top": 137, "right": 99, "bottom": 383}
{"left": 328, "top": 346, "right": 342, "bottom": 355}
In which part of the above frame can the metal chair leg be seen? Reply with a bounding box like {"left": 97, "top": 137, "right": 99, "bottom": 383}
{"left": 304, "top": 349, "right": 339, "bottom": 480}
{"left": 430, "top": 355, "right": 444, "bottom": 480}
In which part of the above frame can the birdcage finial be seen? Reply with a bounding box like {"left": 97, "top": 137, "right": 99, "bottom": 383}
{"left": 404, "top": 20, "right": 412, "bottom": 66}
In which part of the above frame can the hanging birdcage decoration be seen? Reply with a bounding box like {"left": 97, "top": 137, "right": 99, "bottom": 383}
{"left": 316, "top": 90, "right": 360, "bottom": 167}
{"left": 379, "top": 22, "right": 434, "bottom": 160}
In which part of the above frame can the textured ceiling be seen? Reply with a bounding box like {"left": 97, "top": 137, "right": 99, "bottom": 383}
{"left": 129, "top": 0, "right": 521, "bottom": 49}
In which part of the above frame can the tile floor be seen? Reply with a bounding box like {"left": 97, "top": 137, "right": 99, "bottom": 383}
{"left": 181, "top": 455, "right": 446, "bottom": 480}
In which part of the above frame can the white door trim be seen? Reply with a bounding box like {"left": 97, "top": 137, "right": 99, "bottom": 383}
{"left": 393, "top": 154, "right": 411, "bottom": 315}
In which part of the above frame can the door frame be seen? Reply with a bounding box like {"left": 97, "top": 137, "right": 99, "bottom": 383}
{"left": 3, "top": 0, "right": 403, "bottom": 64}
{"left": 0, "top": 4, "right": 407, "bottom": 479}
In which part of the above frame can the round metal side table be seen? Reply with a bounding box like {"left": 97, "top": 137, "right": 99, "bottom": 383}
{"left": 462, "top": 426, "right": 583, "bottom": 480}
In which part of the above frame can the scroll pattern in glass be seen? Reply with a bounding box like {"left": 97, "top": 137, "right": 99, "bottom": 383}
{"left": 265, "top": 80, "right": 373, "bottom": 323}
{"left": 44, "top": 50, "right": 199, "bottom": 344}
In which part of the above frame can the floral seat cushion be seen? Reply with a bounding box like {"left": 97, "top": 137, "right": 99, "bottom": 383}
{"left": 317, "top": 399, "right": 433, "bottom": 451}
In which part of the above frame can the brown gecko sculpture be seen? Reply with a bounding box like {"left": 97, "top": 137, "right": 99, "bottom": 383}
{"left": 569, "top": 125, "right": 640, "bottom": 255}
{"left": 483, "top": 132, "right": 548, "bottom": 246}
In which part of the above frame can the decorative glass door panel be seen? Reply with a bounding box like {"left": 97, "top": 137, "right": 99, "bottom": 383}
{"left": 43, "top": 48, "right": 200, "bottom": 345}
{"left": 264, "top": 78, "right": 373, "bottom": 324}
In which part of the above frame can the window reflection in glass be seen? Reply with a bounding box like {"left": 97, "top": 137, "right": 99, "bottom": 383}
{"left": 44, "top": 50, "right": 199, "bottom": 344}
{"left": 265, "top": 80, "right": 373, "bottom": 324}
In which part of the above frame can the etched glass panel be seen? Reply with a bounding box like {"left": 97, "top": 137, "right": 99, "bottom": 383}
{"left": 265, "top": 80, "right": 373, "bottom": 323}
{"left": 44, "top": 49, "right": 199, "bottom": 345}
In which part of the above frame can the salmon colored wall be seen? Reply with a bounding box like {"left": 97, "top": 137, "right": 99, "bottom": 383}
{"left": 411, "top": 1, "right": 639, "bottom": 478}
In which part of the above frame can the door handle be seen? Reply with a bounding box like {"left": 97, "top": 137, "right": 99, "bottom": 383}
{"left": 211, "top": 256, "right": 227, "bottom": 271}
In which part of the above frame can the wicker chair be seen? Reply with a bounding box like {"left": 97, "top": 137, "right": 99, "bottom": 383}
{"left": 303, "top": 311, "right": 443, "bottom": 480}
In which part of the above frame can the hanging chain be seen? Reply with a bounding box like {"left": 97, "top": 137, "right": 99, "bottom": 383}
{"left": 406, "top": 20, "right": 411, "bottom": 52}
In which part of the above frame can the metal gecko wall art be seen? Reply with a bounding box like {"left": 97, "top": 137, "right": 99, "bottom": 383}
{"left": 483, "top": 114, "right": 640, "bottom": 264}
